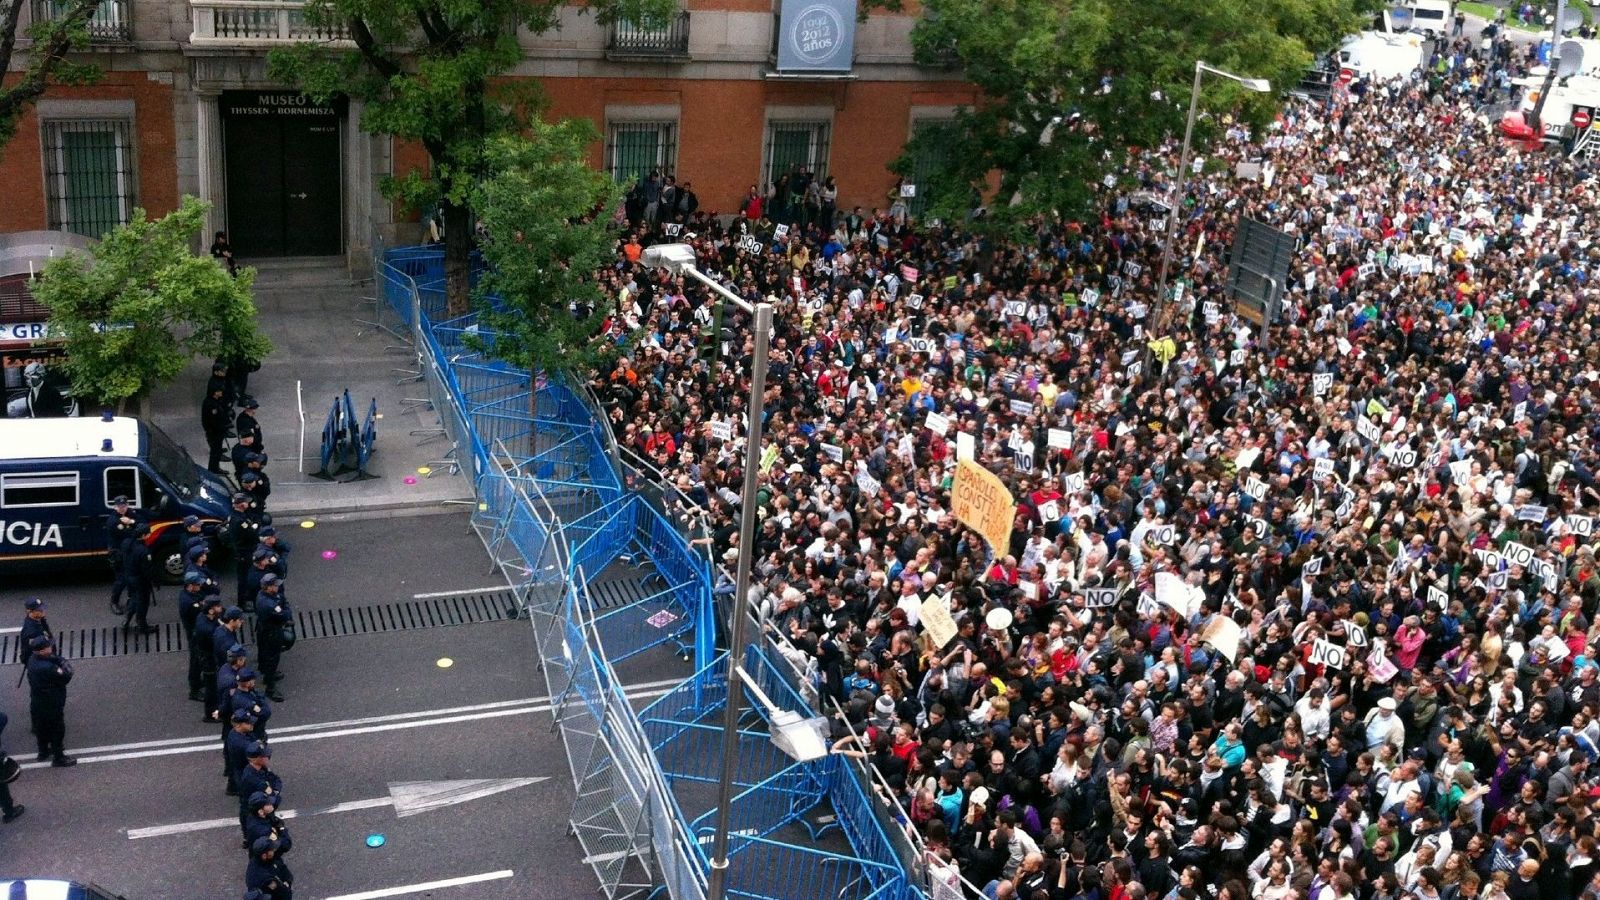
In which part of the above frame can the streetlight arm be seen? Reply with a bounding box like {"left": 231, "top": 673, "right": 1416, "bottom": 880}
{"left": 683, "top": 263, "right": 755, "bottom": 315}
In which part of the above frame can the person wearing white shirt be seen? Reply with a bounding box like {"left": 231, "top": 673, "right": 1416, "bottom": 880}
{"left": 1296, "top": 687, "right": 1333, "bottom": 742}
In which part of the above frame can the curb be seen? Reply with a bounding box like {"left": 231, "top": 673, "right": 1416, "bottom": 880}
{"left": 274, "top": 498, "right": 477, "bottom": 523}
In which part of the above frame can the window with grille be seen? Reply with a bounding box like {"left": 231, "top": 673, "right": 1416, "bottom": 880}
{"left": 906, "top": 119, "right": 952, "bottom": 217}
{"left": 607, "top": 122, "right": 678, "bottom": 185}
{"left": 763, "top": 120, "right": 830, "bottom": 192}
{"left": 42, "top": 119, "right": 134, "bottom": 239}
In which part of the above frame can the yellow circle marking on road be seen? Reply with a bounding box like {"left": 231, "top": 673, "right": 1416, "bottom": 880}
{"left": 417, "top": 467, "right": 432, "bottom": 475}
{"left": 436, "top": 657, "right": 454, "bottom": 669}
{"left": 299, "top": 520, "right": 316, "bottom": 529}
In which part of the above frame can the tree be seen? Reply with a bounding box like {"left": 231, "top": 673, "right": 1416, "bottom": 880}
{"left": 268, "top": 0, "right": 674, "bottom": 317}
{"left": 897, "top": 0, "right": 1368, "bottom": 229}
{"left": 0, "top": 0, "right": 104, "bottom": 148}
{"left": 471, "top": 120, "right": 621, "bottom": 377}
{"left": 30, "top": 196, "right": 272, "bottom": 409}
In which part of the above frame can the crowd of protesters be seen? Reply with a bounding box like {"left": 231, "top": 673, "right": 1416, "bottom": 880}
{"left": 593, "top": 25, "right": 1600, "bottom": 900}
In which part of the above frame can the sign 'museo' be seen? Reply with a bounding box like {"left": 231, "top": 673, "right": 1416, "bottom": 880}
{"left": 776, "top": 0, "right": 857, "bottom": 72}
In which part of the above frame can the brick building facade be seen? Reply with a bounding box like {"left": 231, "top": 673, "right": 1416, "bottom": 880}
{"left": 0, "top": 0, "right": 975, "bottom": 272}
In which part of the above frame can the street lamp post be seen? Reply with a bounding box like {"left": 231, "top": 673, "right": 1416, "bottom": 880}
{"left": 1147, "top": 60, "right": 1270, "bottom": 374}
{"left": 640, "top": 243, "right": 809, "bottom": 900}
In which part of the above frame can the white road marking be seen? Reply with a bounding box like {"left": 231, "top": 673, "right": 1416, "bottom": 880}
{"left": 320, "top": 869, "right": 515, "bottom": 900}
{"left": 37, "top": 677, "right": 686, "bottom": 758}
{"left": 128, "top": 778, "right": 549, "bottom": 839}
{"left": 411, "top": 586, "right": 510, "bottom": 599}
{"left": 0, "top": 627, "right": 20, "bottom": 635}
{"left": 23, "top": 683, "right": 676, "bottom": 771}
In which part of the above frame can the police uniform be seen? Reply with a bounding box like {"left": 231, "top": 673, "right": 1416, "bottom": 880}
{"left": 121, "top": 526, "right": 157, "bottom": 633}
{"left": 228, "top": 680, "right": 272, "bottom": 746}
{"left": 214, "top": 646, "right": 248, "bottom": 734}
{"left": 104, "top": 499, "right": 143, "bottom": 613}
{"left": 18, "top": 599, "right": 51, "bottom": 669}
{"left": 181, "top": 515, "right": 215, "bottom": 561}
{"left": 207, "top": 360, "right": 236, "bottom": 412}
{"left": 254, "top": 585, "right": 291, "bottom": 700}
{"left": 242, "top": 466, "right": 271, "bottom": 510}
{"left": 245, "top": 837, "right": 293, "bottom": 900}
{"left": 243, "top": 792, "right": 292, "bottom": 855}
{"left": 226, "top": 497, "right": 264, "bottom": 606}
{"left": 231, "top": 436, "right": 261, "bottom": 479}
{"left": 213, "top": 609, "right": 247, "bottom": 669}
{"left": 194, "top": 600, "right": 226, "bottom": 719}
{"left": 258, "top": 529, "right": 290, "bottom": 579}
{"left": 24, "top": 640, "right": 73, "bottom": 766}
{"left": 236, "top": 399, "right": 264, "bottom": 452}
{"left": 244, "top": 552, "right": 277, "bottom": 612}
{"left": 0, "top": 711, "right": 25, "bottom": 823}
{"left": 237, "top": 743, "right": 282, "bottom": 839}
{"left": 179, "top": 578, "right": 209, "bottom": 699}
{"left": 224, "top": 711, "right": 257, "bottom": 795}
{"left": 202, "top": 389, "right": 231, "bottom": 474}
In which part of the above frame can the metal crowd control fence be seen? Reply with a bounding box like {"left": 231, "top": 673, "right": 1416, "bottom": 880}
{"left": 373, "top": 245, "right": 921, "bottom": 900}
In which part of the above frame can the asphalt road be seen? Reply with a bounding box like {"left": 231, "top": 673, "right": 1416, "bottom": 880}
{"left": 0, "top": 509, "right": 646, "bottom": 900}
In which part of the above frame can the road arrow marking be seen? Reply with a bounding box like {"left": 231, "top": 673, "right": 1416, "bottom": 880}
{"left": 125, "top": 777, "right": 550, "bottom": 840}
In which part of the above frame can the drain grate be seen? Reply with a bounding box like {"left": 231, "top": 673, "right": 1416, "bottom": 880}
{"left": 2, "top": 589, "right": 519, "bottom": 663}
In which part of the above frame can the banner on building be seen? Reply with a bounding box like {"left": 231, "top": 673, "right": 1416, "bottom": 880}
{"left": 776, "top": 0, "right": 858, "bottom": 72}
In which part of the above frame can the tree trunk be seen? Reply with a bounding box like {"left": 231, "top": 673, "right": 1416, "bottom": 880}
{"left": 443, "top": 200, "right": 471, "bottom": 317}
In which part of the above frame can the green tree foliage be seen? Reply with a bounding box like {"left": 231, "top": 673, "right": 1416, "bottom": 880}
{"left": 898, "top": 0, "right": 1369, "bottom": 228}
{"left": 268, "top": 0, "right": 674, "bottom": 317}
{"left": 0, "top": 0, "right": 104, "bottom": 148}
{"left": 471, "top": 121, "right": 621, "bottom": 376}
{"left": 31, "top": 197, "right": 272, "bottom": 408}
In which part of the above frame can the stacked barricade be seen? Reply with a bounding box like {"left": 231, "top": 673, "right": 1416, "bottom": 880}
{"left": 372, "top": 244, "right": 920, "bottom": 900}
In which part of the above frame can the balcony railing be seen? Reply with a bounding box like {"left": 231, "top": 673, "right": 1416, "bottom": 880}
{"left": 189, "top": 0, "right": 352, "bottom": 46}
{"left": 606, "top": 10, "right": 689, "bottom": 59}
{"left": 32, "top": 0, "right": 131, "bottom": 42}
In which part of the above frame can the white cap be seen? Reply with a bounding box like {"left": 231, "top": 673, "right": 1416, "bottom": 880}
{"left": 1377, "top": 697, "right": 1397, "bottom": 712}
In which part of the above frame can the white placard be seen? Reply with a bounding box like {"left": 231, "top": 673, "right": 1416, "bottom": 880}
{"left": 1516, "top": 504, "right": 1547, "bottom": 523}
{"left": 1313, "top": 458, "right": 1334, "bottom": 479}
{"left": 1449, "top": 460, "right": 1472, "bottom": 484}
{"left": 1310, "top": 638, "right": 1346, "bottom": 669}
{"left": 1123, "top": 260, "right": 1143, "bottom": 278}
{"left": 1513, "top": 401, "right": 1527, "bottom": 423}
{"left": 709, "top": 420, "right": 733, "bottom": 442}
{"left": 738, "top": 235, "right": 763, "bottom": 254}
{"left": 908, "top": 337, "right": 936, "bottom": 355}
{"left": 956, "top": 431, "right": 976, "bottom": 462}
{"left": 1230, "top": 349, "right": 1247, "bottom": 367}
{"left": 1015, "top": 447, "right": 1034, "bottom": 472}
{"left": 1009, "top": 399, "right": 1034, "bottom": 417}
{"left": 1486, "top": 570, "right": 1509, "bottom": 590}
{"left": 663, "top": 222, "right": 682, "bottom": 237}
{"left": 773, "top": 224, "right": 790, "bottom": 240}
{"left": 1039, "top": 500, "right": 1061, "bottom": 523}
{"left": 1079, "top": 288, "right": 1100, "bottom": 306}
{"left": 1128, "top": 361, "right": 1142, "bottom": 380}
{"left": 925, "top": 411, "right": 950, "bottom": 436}
{"left": 1427, "top": 585, "right": 1448, "bottom": 608}
{"left": 1243, "top": 475, "right": 1268, "bottom": 501}
{"left": 1005, "top": 300, "right": 1028, "bottom": 318}
{"left": 907, "top": 293, "right": 924, "bottom": 310}
{"left": 1313, "top": 372, "right": 1333, "bottom": 397}
{"left": 1303, "top": 556, "right": 1323, "bottom": 577}
{"left": 1504, "top": 541, "right": 1535, "bottom": 569}
{"left": 1391, "top": 448, "right": 1417, "bottom": 469}
{"left": 1062, "top": 471, "right": 1086, "bottom": 494}
{"left": 821, "top": 443, "right": 844, "bottom": 463}
{"left": 1355, "top": 416, "right": 1381, "bottom": 444}
{"left": 1151, "top": 524, "right": 1176, "bottom": 546}
{"left": 1247, "top": 515, "right": 1268, "bottom": 538}
{"left": 856, "top": 470, "right": 881, "bottom": 497}
{"left": 1567, "top": 514, "right": 1593, "bottom": 537}
{"left": 1085, "top": 587, "right": 1120, "bottom": 608}
{"left": 1345, "top": 626, "right": 1368, "bottom": 648}
{"left": 1047, "top": 429, "right": 1072, "bottom": 450}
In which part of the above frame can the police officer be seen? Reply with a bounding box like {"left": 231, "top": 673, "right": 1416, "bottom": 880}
{"left": 240, "top": 471, "right": 269, "bottom": 513}
{"left": 254, "top": 579, "right": 291, "bottom": 702}
{"left": 122, "top": 524, "right": 158, "bottom": 634}
{"left": 185, "top": 545, "right": 222, "bottom": 599}
{"left": 25, "top": 638, "right": 73, "bottom": 767}
{"left": 105, "top": 495, "right": 142, "bottom": 614}
{"left": 215, "top": 643, "right": 249, "bottom": 734}
{"left": 213, "top": 607, "right": 247, "bottom": 671}
{"left": 243, "top": 792, "right": 292, "bottom": 856}
{"left": 19, "top": 599, "right": 50, "bottom": 669}
{"left": 179, "top": 574, "right": 209, "bottom": 700}
{"left": 180, "top": 515, "right": 213, "bottom": 560}
{"left": 227, "top": 670, "right": 272, "bottom": 745}
{"left": 244, "top": 548, "right": 279, "bottom": 612}
{"left": 195, "top": 598, "right": 225, "bottom": 721}
{"left": 257, "top": 527, "right": 290, "bottom": 577}
{"left": 0, "top": 710, "right": 25, "bottom": 823}
{"left": 242, "top": 455, "right": 271, "bottom": 507}
{"left": 236, "top": 398, "right": 264, "bottom": 452}
{"left": 226, "top": 495, "right": 263, "bottom": 607}
{"left": 207, "top": 358, "right": 236, "bottom": 414}
{"left": 238, "top": 742, "right": 281, "bottom": 840}
{"left": 231, "top": 432, "right": 261, "bottom": 480}
{"left": 203, "top": 384, "right": 231, "bottom": 474}
{"left": 245, "top": 836, "right": 293, "bottom": 899}
{"left": 224, "top": 710, "right": 257, "bottom": 796}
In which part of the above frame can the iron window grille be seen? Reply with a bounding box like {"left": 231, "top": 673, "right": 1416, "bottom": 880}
{"left": 763, "top": 120, "right": 830, "bottom": 192}
{"left": 42, "top": 119, "right": 135, "bottom": 239}
{"left": 607, "top": 122, "right": 679, "bottom": 185}
{"left": 30, "top": 0, "right": 131, "bottom": 42}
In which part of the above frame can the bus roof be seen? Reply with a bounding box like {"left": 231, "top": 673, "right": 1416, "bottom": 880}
{"left": 0, "top": 416, "right": 142, "bottom": 462}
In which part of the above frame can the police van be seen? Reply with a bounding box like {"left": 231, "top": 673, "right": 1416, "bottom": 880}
{"left": 0, "top": 414, "right": 232, "bottom": 581}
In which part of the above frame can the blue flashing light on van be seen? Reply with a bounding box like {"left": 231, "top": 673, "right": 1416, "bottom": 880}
{"left": 0, "top": 414, "right": 233, "bottom": 581}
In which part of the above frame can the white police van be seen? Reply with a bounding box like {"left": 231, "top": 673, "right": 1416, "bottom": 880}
{"left": 0, "top": 414, "right": 232, "bottom": 581}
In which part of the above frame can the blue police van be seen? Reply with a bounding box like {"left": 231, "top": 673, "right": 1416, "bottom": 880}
{"left": 0, "top": 414, "right": 233, "bottom": 582}
{"left": 0, "top": 878, "right": 126, "bottom": 899}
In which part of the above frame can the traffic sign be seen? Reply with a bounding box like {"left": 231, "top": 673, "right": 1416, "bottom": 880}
{"left": 1574, "top": 108, "right": 1592, "bottom": 130}
{"left": 1338, "top": 68, "right": 1355, "bottom": 85}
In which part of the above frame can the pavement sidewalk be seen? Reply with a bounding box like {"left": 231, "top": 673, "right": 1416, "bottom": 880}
{"left": 144, "top": 256, "right": 474, "bottom": 518}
